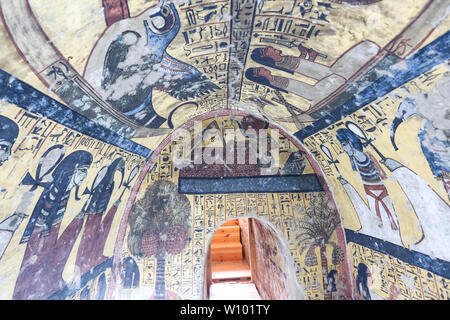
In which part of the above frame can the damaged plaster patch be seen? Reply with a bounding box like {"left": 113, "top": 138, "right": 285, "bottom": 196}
{"left": 391, "top": 60, "right": 408, "bottom": 71}
{"left": 400, "top": 274, "right": 416, "bottom": 292}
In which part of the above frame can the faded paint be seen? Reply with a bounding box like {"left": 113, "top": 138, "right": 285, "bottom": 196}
{"left": 0, "top": 0, "right": 448, "bottom": 300}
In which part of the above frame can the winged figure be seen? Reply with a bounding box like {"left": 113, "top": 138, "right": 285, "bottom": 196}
{"left": 89, "top": 2, "right": 220, "bottom": 128}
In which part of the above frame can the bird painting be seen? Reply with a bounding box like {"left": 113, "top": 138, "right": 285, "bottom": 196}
{"left": 87, "top": 2, "right": 220, "bottom": 128}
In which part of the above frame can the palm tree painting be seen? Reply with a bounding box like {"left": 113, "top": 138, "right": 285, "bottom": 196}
{"left": 127, "top": 180, "right": 191, "bottom": 299}
{"left": 291, "top": 193, "right": 344, "bottom": 300}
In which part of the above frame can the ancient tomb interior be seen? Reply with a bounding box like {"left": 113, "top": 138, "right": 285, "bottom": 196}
{"left": 0, "top": 0, "right": 448, "bottom": 300}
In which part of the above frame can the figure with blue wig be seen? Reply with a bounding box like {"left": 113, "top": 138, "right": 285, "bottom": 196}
{"left": 0, "top": 114, "right": 19, "bottom": 167}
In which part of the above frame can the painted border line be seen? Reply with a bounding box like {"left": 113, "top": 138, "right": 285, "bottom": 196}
{"left": 178, "top": 174, "right": 324, "bottom": 194}
{"left": 48, "top": 257, "right": 113, "bottom": 300}
{"left": 0, "top": 69, "right": 152, "bottom": 158}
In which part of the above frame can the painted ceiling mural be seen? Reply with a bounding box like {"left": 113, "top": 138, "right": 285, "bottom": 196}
{"left": 0, "top": 0, "right": 448, "bottom": 300}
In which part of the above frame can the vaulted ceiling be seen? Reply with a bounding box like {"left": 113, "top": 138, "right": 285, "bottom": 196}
{"left": 0, "top": 0, "right": 449, "bottom": 301}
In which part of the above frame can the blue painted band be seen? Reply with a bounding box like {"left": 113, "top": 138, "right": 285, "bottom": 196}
{"left": 345, "top": 229, "right": 450, "bottom": 280}
{"left": 0, "top": 69, "right": 152, "bottom": 158}
{"left": 178, "top": 174, "right": 324, "bottom": 194}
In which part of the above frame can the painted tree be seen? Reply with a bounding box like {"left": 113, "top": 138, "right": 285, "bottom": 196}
{"left": 127, "top": 180, "right": 191, "bottom": 300}
{"left": 292, "top": 193, "right": 344, "bottom": 300}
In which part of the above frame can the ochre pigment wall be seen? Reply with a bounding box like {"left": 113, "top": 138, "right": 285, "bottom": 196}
{"left": 238, "top": 218, "right": 251, "bottom": 262}
{"left": 0, "top": 98, "right": 146, "bottom": 300}
{"left": 301, "top": 61, "right": 450, "bottom": 300}
{"left": 110, "top": 114, "right": 351, "bottom": 300}
{"left": 250, "top": 218, "right": 302, "bottom": 300}
{"left": 0, "top": 0, "right": 448, "bottom": 300}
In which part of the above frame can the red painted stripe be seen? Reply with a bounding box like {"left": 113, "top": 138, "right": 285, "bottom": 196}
{"left": 102, "top": 0, "right": 130, "bottom": 26}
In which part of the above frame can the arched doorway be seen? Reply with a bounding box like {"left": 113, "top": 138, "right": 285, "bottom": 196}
{"left": 204, "top": 217, "right": 305, "bottom": 300}
{"left": 108, "top": 110, "right": 352, "bottom": 300}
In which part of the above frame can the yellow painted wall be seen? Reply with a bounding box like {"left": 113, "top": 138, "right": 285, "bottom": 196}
{"left": 0, "top": 0, "right": 448, "bottom": 300}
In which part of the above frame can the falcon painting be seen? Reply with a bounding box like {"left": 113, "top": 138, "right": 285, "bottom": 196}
{"left": 85, "top": 2, "right": 220, "bottom": 128}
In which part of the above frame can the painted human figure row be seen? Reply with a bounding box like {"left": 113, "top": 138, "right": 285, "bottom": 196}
{"left": 108, "top": 113, "right": 352, "bottom": 300}
{"left": 245, "top": 40, "right": 379, "bottom": 108}
{"left": 0, "top": 0, "right": 448, "bottom": 301}
{"left": 0, "top": 115, "right": 23, "bottom": 259}
{"left": 0, "top": 109, "right": 143, "bottom": 299}
{"left": 2, "top": 105, "right": 449, "bottom": 300}
{"left": 7, "top": 0, "right": 446, "bottom": 139}
{"left": 301, "top": 59, "right": 450, "bottom": 295}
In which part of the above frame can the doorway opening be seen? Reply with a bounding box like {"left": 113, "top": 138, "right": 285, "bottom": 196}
{"left": 204, "top": 218, "right": 261, "bottom": 300}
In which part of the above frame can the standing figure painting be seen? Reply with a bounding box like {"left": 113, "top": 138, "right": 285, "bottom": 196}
{"left": 355, "top": 263, "right": 372, "bottom": 300}
{"left": 0, "top": 115, "right": 21, "bottom": 259}
{"left": 13, "top": 150, "right": 92, "bottom": 300}
{"left": 336, "top": 125, "right": 450, "bottom": 261}
{"left": 75, "top": 157, "right": 125, "bottom": 276}
{"left": 335, "top": 128, "right": 405, "bottom": 246}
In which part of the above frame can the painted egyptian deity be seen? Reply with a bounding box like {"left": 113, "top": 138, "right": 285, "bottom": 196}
{"left": 0, "top": 115, "right": 19, "bottom": 167}
{"left": 75, "top": 157, "right": 125, "bottom": 275}
{"left": 335, "top": 128, "right": 404, "bottom": 246}
{"left": 86, "top": 3, "right": 219, "bottom": 128}
{"left": 13, "top": 150, "right": 93, "bottom": 300}
{"left": 337, "top": 127, "right": 450, "bottom": 261}
{"left": 246, "top": 41, "right": 379, "bottom": 107}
